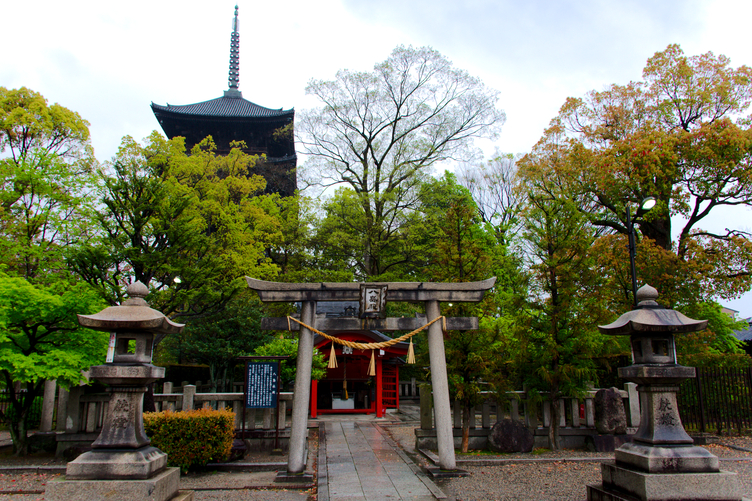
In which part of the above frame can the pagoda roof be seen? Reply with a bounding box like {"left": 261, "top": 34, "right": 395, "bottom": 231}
{"left": 151, "top": 95, "right": 293, "bottom": 119}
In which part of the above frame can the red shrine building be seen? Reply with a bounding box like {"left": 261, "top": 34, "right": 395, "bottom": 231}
{"left": 150, "top": 6, "right": 296, "bottom": 197}
{"left": 309, "top": 303, "right": 409, "bottom": 418}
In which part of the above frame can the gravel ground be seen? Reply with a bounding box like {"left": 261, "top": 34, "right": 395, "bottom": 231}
{"left": 381, "top": 424, "right": 752, "bottom": 501}
{"left": 0, "top": 429, "right": 318, "bottom": 501}
{"left": 0, "top": 425, "right": 749, "bottom": 500}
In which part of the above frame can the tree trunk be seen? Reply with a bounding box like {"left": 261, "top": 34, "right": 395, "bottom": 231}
{"left": 10, "top": 418, "right": 28, "bottom": 456}
{"left": 7, "top": 400, "right": 29, "bottom": 456}
{"left": 461, "top": 405, "right": 471, "bottom": 453}
{"left": 548, "top": 394, "right": 561, "bottom": 451}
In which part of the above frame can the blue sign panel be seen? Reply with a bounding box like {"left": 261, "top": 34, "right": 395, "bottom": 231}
{"left": 246, "top": 361, "right": 278, "bottom": 409}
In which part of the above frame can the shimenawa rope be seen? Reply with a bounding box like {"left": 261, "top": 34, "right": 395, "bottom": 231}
{"left": 285, "top": 315, "right": 445, "bottom": 350}
{"left": 286, "top": 315, "right": 445, "bottom": 370}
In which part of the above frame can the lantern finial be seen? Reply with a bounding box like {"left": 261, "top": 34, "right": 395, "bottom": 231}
{"left": 635, "top": 284, "right": 658, "bottom": 306}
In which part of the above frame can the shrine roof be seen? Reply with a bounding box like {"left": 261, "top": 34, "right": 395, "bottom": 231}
{"left": 151, "top": 96, "right": 293, "bottom": 119}
{"left": 734, "top": 318, "right": 752, "bottom": 342}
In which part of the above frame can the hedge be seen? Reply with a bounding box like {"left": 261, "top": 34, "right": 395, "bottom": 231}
{"left": 143, "top": 408, "right": 235, "bottom": 473}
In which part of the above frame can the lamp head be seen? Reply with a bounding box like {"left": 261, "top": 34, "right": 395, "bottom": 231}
{"left": 636, "top": 197, "right": 656, "bottom": 218}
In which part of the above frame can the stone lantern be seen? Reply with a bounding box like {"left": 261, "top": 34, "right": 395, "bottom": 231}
{"left": 587, "top": 285, "right": 742, "bottom": 501}
{"left": 47, "top": 282, "right": 191, "bottom": 501}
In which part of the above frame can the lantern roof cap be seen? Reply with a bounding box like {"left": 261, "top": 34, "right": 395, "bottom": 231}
{"left": 598, "top": 284, "right": 707, "bottom": 336}
{"left": 77, "top": 281, "right": 185, "bottom": 334}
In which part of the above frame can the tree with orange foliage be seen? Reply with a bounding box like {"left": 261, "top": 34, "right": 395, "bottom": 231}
{"left": 527, "top": 44, "right": 752, "bottom": 309}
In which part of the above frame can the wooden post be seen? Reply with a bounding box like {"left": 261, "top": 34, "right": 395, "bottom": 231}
{"left": 376, "top": 355, "right": 383, "bottom": 418}
{"left": 310, "top": 380, "right": 318, "bottom": 419}
{"left": 395, "top": 365, "right": 400, "bottom": 409}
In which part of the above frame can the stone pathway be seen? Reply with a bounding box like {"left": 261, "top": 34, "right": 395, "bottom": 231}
{"left": 321, "top": 421, "right": 444, "bottom": 500}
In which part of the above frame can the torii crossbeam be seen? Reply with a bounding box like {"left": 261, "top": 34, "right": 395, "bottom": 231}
{"left": 246, "top": 277, "right": 496, "bottom": 475}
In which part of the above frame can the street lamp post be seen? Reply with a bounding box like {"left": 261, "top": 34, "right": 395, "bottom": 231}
{"left": 626, "top": 197, "right": 656, "bottom": 308}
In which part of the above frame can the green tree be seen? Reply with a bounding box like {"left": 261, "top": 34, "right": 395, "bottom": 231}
{"left": 163, "top": 294, "right": 274, "bottom": 392}
{"left": 0, "top": 274, "right": 107, "bottom": 454}
{"left": 544, "top": 44, "right": 752, "bottom": 306}
{"left": 516, "top": 144, "right": 616, "bottom": 450}
{"left": 420, "top": 175, "right": 495, "bottom": 283}
{"left": 299, "top": 45, "right": 505, "bottom": 280}
{"left": 0, "top": 88, "right": 107, "bottom": 455}
{"left": 253, "top": 337, "right": 327, "bottom": 390}
{"left": 68, "top": 133, "right": 281, "bottom": 317}
{"left": 418, "top": 174, "right": 516, "bottom": 452}
{"left": 0, "top": 87, "right": 97, "bottom": 282}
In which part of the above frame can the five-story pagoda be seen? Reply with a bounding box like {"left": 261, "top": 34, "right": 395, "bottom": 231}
{"left": 151, "top": 6, "right": 296, "bottom": 197}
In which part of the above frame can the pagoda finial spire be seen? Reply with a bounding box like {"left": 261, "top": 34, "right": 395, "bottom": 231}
{"left": 225, "top": 5, "right": 241, "bottom": 98}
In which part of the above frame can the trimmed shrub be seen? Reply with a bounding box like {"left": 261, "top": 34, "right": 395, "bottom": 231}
{"left": 143, "top": 408, "right": 235, "bottom": 473}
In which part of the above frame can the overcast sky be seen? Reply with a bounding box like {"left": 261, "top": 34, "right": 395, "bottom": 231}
{"left": 3, "top": 0, "right": 752, "bottom": 315}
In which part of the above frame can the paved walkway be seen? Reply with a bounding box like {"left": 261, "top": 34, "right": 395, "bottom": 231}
{"left": 320, "top": 421, "right": 444, "bottom": 500}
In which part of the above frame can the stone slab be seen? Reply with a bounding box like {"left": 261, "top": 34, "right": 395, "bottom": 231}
{"left": 66, "top": 445, "right": 167, "bottom": 479}
{"left": 599, "top": 462, "right": 742, "bottom": 500}
{"left": 275, "top": 470, "right": 315, "bottom": 483}
{"left": 45, "top": 466, "right": 181, "bottom": 501}
{"left": 425, "top": 467, "right": 470, "bottom": 478}
{"left": 615, "top": 442, "right": 720, "bottom": 473}
{"left": 587, "top": 483, "right": 643, "bottom": 501}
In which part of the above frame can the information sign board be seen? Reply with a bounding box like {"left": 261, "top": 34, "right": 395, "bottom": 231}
{"left": 245, "top": 361, "right": 278, "bottom": 408}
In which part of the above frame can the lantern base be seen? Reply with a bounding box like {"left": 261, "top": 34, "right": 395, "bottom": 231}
{"left": 46, "top": 466, "right": 189, "bottom": 501}
{"left": 587, "top": 462, "right": 742, "bottom": 501}
{"left": 615, "top": 442, "right": 720, "bottom": 473}
{"left": 65, "top": 445, "right": 168, "bottom": 480}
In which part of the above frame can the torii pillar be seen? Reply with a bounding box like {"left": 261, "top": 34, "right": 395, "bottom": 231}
{"left": 246, "top": 277, "right": 495, "bottom": 475}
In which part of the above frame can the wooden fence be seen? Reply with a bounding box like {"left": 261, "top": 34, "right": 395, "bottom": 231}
{"left": 677, "top": 367, "right": 752, "bottom": 435}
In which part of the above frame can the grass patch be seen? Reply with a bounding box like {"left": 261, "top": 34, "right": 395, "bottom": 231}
{"left": 456, "top": 449, "right": 511, "bottom": 457}
{"left": 531, "top": 448, "right": 551, "bottom": 455}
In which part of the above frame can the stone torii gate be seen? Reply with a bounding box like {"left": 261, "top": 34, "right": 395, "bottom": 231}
{"left": 246, "top": 277, "right": 496, "bottom": 476}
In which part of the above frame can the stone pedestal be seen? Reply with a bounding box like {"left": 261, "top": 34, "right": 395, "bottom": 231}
{"left": 588, "top": 463, "right": 742, "bottom": 501}
{"left": 66, "top": 446, "right": 168, "bottom": 480}
{"left": 46, "top": 467, "right": 192, "bottom": 501}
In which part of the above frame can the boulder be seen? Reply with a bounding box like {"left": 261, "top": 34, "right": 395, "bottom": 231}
{"left": 488, "top": 418, "right": 534, "bottom": 453}
{"left": 594, "top": 387, "right": 627, "bottom": 435}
